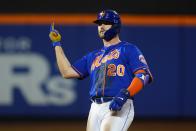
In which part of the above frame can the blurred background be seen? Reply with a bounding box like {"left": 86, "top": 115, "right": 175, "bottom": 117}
{"left": 0, "top": 0, "right": 196, "bottom": 131}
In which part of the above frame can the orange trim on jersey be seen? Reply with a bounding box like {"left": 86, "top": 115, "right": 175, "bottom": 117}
{"left": 0, "top": 14, "right": 196, "bottom": 26}
{"left": 134, "top": 69, "right": 146, "bottom": 74}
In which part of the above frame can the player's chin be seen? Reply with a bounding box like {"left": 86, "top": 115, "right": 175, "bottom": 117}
{"left": 98, "top": 32, "right": 105, "bottom": 39}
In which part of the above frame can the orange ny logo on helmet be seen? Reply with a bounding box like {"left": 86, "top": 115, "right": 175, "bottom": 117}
{"left": 99, "top": 11, "right": 105, "bottom": 18}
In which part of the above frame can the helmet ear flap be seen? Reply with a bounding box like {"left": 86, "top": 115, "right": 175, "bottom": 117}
{"left": 112, "top": 23, "right": 121, "bottom": 34}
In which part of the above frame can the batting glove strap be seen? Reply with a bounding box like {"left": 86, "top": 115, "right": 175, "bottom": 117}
{"left": 52, "top": 42, "right": 61, "bottom": 47}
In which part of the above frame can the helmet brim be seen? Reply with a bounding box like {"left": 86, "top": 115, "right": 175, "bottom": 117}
{"left": 93, "top": 20, "right": 114, "bottom": 25}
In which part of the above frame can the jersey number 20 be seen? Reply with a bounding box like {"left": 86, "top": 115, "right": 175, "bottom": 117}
{"left": 107, "top": 64, "right": 125, "bottom": 77}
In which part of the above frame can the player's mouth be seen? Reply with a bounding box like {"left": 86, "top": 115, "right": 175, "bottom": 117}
{"left": 100, "top": 29, "right": 106, "bottom": 34}
{"left": 100, "top": 31, "right": 104, "bottom": 35}
{"left": 98, "top": 31, "right": 105, "bottom": 38}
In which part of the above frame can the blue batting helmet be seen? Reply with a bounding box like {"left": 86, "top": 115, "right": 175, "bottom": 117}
{"left": 93, "top": 9, "right": 121, "bottom": 41}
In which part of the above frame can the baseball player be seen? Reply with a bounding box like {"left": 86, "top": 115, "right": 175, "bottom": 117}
{"left": 49, "top": 9, "right": 153, "bottom": 131}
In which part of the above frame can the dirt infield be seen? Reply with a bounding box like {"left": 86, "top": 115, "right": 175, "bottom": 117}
{"left": 0, "top": 119, "right": 195, "bottom": 131}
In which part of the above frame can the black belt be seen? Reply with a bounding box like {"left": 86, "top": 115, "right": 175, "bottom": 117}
{"left": 91, "top": 97, "right": 114, "bottom": 104}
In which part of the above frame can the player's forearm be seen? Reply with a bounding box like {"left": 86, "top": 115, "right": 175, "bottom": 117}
{"left": 49, "top": 23, "right": 80, "bottom": 78}
{"left": 127, "top": 69, "right": 150, "bottom": 96}
{"left": 55, "top": 46, "right": 72, "bottom": 78}
{"left": 127, "top": 77, "right": 143, "bottom": 96}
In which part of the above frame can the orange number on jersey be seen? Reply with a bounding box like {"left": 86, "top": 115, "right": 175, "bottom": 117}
{"left": 107, "top": 64, "right": 116, "bottom": 76}
{"left": 117, "top": 64, "right": 125, "bottom": 76}
{"left": 107, "top": 64, "right": 125, "bottom": 77}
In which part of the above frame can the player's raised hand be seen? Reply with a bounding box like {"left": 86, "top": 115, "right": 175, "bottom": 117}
{"left": 109, "top": 89, "right": 130, "bottom": 111}
{"left": 49, "top": 22, "right": 62, "bottom": 47}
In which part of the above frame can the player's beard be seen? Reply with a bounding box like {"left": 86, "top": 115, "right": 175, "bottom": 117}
{"left": 98, "top": 30, "right": 105, "bottom": 39}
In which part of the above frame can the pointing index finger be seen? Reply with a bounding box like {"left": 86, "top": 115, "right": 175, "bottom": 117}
{"left": 50, "top": 22, "right": 55, "bottom": 31}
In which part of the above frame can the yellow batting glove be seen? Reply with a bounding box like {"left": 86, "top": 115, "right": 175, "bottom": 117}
{"left": 49, "top": 23, "right": 62, "bottom": 47}
{"left": 49, "top": 31, "right": 61, "bottom": 42}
